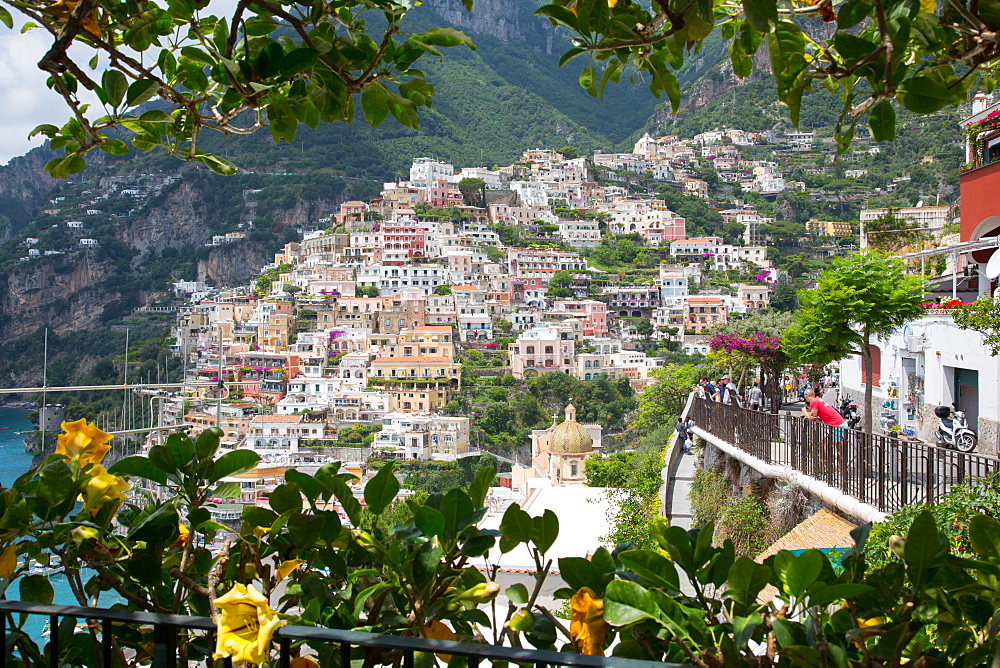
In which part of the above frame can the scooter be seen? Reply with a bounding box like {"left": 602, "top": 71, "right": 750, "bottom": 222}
{"left": 934, "top": 405, "right": 978, "bottom": 453}
{"left": 838, "top": 396, "right": 861, "bottom": 430}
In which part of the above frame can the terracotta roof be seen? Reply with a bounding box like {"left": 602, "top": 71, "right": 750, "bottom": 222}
{"left": 755, "top": 508, "right": 858, "bottom": 604}
{"left": 372, "top": 356, "right": 456, "bottom": 364}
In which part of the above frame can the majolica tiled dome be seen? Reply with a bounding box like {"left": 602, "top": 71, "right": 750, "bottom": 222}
{"left": 549, "top": 405, "right": 593, "bottom": 454}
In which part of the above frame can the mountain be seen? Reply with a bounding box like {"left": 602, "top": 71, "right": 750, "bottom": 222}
{"left": 0, "top": 0, "right": 669, "bottom": 389}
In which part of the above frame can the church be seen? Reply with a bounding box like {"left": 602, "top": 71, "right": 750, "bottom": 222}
{"left": 524, "top": 405, "right": 603, "bottom": 486}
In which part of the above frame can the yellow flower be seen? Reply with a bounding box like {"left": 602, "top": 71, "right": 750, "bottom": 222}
{"left": 213, "top": 583, "right": 285, "bottom": 665}
{"left": 56, "top": 419, "right": 112, "bottom": 466}
{"left": 570, "top": 587, "right": 608, "bottom": 656}
{"left": 170, "top": 524, "right": 190, "bottom": 549}
{"left": 608, "top": 0, "right": 619, "bottom": 7}
{"left": 0, "top": 544, "right": 16, "bottom": 579}
{"left": 289, "top": 658, "right": 320, "bottom": 668}
{"left": 82, "top": 464, "right": 130, "bottom": 516}
{"left": 40, "top": 0, "right": 102, "bottom": 37}
{"left": 274, "top": 559, "right": 304, "bottom": 581}
{"left": 420, "top": 620, "right": 456, "bottom": 663}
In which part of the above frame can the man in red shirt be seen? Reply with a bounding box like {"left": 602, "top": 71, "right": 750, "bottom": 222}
{"left": 802, "top": 389, "right": 848, "bottom": 428}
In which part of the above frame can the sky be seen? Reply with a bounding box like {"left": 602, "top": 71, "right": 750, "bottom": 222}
{"left": 0, "top": 27, "right": 79, "bottom": 164}
{"left": 0, "top": 1, "right": 238, "bottom": 165}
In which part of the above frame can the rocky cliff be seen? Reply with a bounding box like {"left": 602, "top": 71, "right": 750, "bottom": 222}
{"left": 198, "top": 241, "right": 279, "bottom": 287}
{"left": 425, "top": 0, "right": 540, "bottom": 42}
{"left": 2, "top": 255, "right": 116, "bottom": 339}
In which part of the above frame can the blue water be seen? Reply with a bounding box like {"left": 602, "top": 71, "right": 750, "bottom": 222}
{"left": 0, "top": 408, "right": 119, "bottom": 643}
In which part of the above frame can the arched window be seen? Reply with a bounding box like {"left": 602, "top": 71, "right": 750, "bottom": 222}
{"left": 570, "top": 462, "right": 578, "bottom": 476}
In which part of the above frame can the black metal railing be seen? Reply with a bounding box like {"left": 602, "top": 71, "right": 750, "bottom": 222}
{"left": 0, "top": 600, "right": 679, "bottom": 668}
{"left": 692, "top": 400, "right": 1000, "bottom": 513}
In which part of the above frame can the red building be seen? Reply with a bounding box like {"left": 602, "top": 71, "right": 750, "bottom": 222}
{"left": 380, "top": 224, "right": 426, "bottom": 265}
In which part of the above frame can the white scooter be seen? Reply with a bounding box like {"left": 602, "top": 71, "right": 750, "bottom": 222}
{"left": 934, "top": 405, "right": 978, "bottom": 453}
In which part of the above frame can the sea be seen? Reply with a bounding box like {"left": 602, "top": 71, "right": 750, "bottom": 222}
{"left": 0, "top": 407, "right": 121, "bottom": 643}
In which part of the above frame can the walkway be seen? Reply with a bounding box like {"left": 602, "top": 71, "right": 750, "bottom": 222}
{"left": 662, "top": 448, "right": 696, "bottom": 529}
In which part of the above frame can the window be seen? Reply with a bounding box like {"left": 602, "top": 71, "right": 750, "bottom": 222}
{"left": 570, "top": 462, "right": 578, "bottom": 476}
{"left": 526, "top": 346, "right": 535, "bottom": 354}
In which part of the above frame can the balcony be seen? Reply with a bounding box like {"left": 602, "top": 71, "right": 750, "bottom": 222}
{"left": 0, "top": 600, "right": 669, "bottom": 668}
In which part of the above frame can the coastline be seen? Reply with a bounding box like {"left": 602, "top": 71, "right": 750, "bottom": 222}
{"left": 0, "top": 400, "right": 34, "bottom": 409}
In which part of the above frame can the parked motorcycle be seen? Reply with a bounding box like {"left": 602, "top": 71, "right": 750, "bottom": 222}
{"left": 838, "top": 397, "right": 861, "bottom": 430}
{"left": 934, "top": 405, "right": 978, "bottom": 453}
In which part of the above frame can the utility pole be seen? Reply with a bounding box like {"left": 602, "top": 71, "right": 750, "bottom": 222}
{"left": 40, "top": 328, "right": 48, "bottom": 452}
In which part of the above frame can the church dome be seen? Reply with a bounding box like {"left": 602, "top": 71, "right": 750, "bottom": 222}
{"left": 549, "top": 405, "right": 593, "bottom": 454}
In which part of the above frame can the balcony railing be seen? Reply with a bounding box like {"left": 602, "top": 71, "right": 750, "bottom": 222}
{"left": 0, "top": 600, "right": 674, "bottom": 668}
{"left": 692, "top": 400, "right": 1000, "bottom": 513}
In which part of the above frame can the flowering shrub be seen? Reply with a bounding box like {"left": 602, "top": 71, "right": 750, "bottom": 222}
{"left": 921, "top": 299, "right": 970, "bottom": 309}
{"left": 8, "top": 422, "right": 1000, "bottom": 665}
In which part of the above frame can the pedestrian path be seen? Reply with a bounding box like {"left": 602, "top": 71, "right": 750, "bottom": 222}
{"left": 663, "top": 449, "right": 697, "bottom": 529}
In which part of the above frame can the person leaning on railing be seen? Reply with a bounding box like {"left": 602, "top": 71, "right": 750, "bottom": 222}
{"left": 802, "top": 388, "right": 848, "bottom": 428}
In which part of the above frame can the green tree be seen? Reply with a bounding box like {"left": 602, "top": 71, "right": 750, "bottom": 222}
{"left": 634, "top": 364, "right": 703, "bottom": 434}
{"left": 635, "top": 317, "right": 654, "bottom": 338}
{"left": 786, "top": 250, "right": 925, "bottom": 433}
{"left": 355, "top": 286, "right": 379, "bottom": 298}
{"left": 770, "top": 277, "right": 799, "bottom": 312}
{"left": 556, "top": 146, "right": 579, "bottom": 160}
{"left": 434, "top": 284, "right": 453, "bottom": 296}
{"left": 546, "top": 270, "right": 574, "bottom": 299}
{"left": 457, "top": 177, "right": 485, "bottom": 207}
{"left": 862, "top": 209, "right": 932, "bottom": 253}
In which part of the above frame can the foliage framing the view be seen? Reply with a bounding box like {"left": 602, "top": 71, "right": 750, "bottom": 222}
{"left": 4, "top": 0, "right": 1000, "bottom": 177}
{"left": 4, "top": 0, "right": 474, "bottom": 177}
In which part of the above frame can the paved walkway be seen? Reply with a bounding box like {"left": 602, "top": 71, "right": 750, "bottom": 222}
{"left": 663, "top": 449, "right": 697, "bottom": 529}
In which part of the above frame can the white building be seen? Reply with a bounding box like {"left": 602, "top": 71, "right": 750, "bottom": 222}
{"left": 372, "top": 412, "right": 471, "bottom": 460}
{"left": 409, "top": 158, "right": 454, "bottom": 188}
{"left": 839, "top": 310, "right": 1000, "bottom": 452}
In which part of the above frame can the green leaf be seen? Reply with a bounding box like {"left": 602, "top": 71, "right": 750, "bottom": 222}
{"left": 180, "top": 46, "right": 215, "bottom": 66}
{"left": 557, "top": 557, "right": 604, "bottom": 595}
{"left": 209, "top": 449, "right": 260, "bottom": 483}
{"left": 102, "top": 70, "right": 129, "bottom": 109}
{"left": 897, "top": 76, "right": 956, "bottom": 114}
{"left": 416, "top": 27, "right": 475, "bottom": 49}
{"left": 743, "top": 0, "right": 778, "bottom": 31}
{"left": 0, "top": 7, "right": 12, "bottom": 29}
{"left": 361, "top": 81, "right": 390, "bottom": 127}
{"left": 969, "top": 514, "right": 1000, "bottom": 559}
{"left": 98, "top": 138, "right": 129, "bottom": 156}
{"left": 270, "top": 483, "right": 303, "bottom": 515}
{"left": 618, "top": 550, "right": 680, "bottom": 591}
{"left": 20, "top": 575, "right": 54, "bottom": 604}
{"left": 194, "top": 428, "right": 221, "bottom": 462}
{"left": 604, "top": 580, "right": 661, "bottom": 626}
{"left": 579, "top": 62, "right": 597, "bottom": 97}
{"left": 328, "top": 476, "right": 362, "bottom": 526}
{"left": 867, "top": 99, "right": 896, "bottom": 142}
{"left": 499, "top": 503, "right": 533, "bottom": 550}
{"left": 211, "top": 482, "right": 241, "bottom": 499}
{"left": 242, "top": 506, "right": 278, "bottom": 528}
{"left": 147, "top": 445, "right": 177, "bottom": 475}
{"left": 838, "top": 0, "right": 873, "bottom": 28}
{"left": 531, "top": 510, "right": 559, "bottom": 554}
{"left": 508, "top": 609, "right": 535, "bottom": 631}
{"left": 364, "top": 462, "right": 399, "bottom": 515}
{"left": 726, "top": 556, "right": 771, "bottom": 613}
{"left": 195, "top": 153, "right": 239, "bottom": 176}
{"left": 468, "top": 465, "right": 494, "bottom": 509}
{"left": 535, "top": 4, "right": 579, "bottom": 29}
{"left": 139, "top": 110, "right": 172, "bottom": 122}
{"left": 807, "top": 583, "right": 874, "bottom": 608}
{"left": 505, "top": 583, "right": 529, "bottom": 605}
{"left": 777, "top": 549, "right": 823, "bottom": 600}
{"left": 108, "top": 456, "right": 167, "bottom": 484}
{"left": 730, "top": 41, "right": 753, "bottom": 79}
{"left": 558, "top": 48, "right": 586, "bottom": 67}
{"left": 285, "top": 469, "right": 324, "bottom": 503}
{"left": 414, "top": 506, "right": 446, "bottom": 537}
{"left": 904, "top": 509, "right": 946, "bottom": 587}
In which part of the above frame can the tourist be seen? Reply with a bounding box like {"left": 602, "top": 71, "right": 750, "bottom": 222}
{"left": 802, "top": 388, "right": 848, "bottom": 428}
{"left": 700, "top": 376, "right": 716, "bottom": 401}
{"left": 719, "top": 374, "right": 740, "bottom": 406}
{"left": 748, "top": 382, "right": 763, "bottom": 411}
{"left": 675, "top": 418, "right": 688, "bottom": 453}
